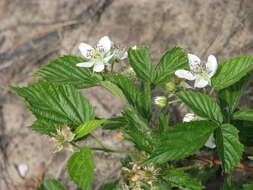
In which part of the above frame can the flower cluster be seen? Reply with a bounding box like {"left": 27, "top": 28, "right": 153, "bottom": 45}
{"left": 121, "top": 162, "right": 161, "bottom": 190}
{"left": 76, "top": 36, "right": 127, "bottom": 72}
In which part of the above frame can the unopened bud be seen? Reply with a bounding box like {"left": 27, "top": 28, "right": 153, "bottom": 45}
{"left": 154, "top": 96, "right": 167, "bottom": 108}
{"left": 165, "top": 81, "right": 176, "bottom": 93}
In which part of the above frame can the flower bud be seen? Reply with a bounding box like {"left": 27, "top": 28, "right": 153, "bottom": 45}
{"left": 154, "top": 96, "right": 168, "bottom": 108}
{"left": 165, "top": 81, "right": 176, "bottom": 93}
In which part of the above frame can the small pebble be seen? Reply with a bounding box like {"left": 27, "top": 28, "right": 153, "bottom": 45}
{"left": 17, "top": 163, "right": 28, "bottom": 177}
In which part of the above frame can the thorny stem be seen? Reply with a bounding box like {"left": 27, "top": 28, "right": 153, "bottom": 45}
{"left": 71, "top": 142, "right": 139, "bottom": 154}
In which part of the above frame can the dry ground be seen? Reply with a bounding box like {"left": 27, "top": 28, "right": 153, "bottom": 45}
{"left": 0, "top": 0, "right": 253, "bottom": 189}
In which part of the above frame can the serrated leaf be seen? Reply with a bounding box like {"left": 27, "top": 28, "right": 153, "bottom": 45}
{"left": 216, "top": 124, "right": 244, "bottom": 173}
{"left": 102, "top": 117, "right": 127, "bottom": 130}
{"left": 105, "top": 74, "right": 151, "bottom": 120}
{"left": 177, "top": 91, "right": 223, "bottom": 123}
{"left": 98, "top": 181, "right": 118, "bottom": 190}
{"left": 27, "top": 119, "right": 57, "bottom": 135}
{"left": 219, "top": 73, "right": 252, "bottom": 114}
{"left": 128, "top": 46, "right": 152, "bottom": 81}
{"left": 11, "top": 81, "right": 94, "bottom": 129}
{"left": 75, "top": 119, "right": 106, "bottom": 139}
{"left": 233, "top": 109, "right": 253, "bottom": 121}
{"left": 146, "top": 121, "right": 216, "bottom": 164}
{"left": 152, "top": 47, "right": 188, "bottom": 85}
{"left": 122, "top": 107, "right": 154, "bottom": 153}
{"left": 67, "top": 148, "right": 95, "bottom": 190}
{"left": 37, "top": 178, "right": 66, "bottom": 190}
{"left": 212, "top": 56, "right": 253, "bottom": 90}
{"left": 163, "top": 170, "right": 204, "bottom": 190}
{"left": 34, "top": 56, "right": 101, "bottom": 88}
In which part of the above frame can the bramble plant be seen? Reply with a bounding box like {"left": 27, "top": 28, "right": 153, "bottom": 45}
{"left": 11, "top": 36, "right": 253, "bottom": 190}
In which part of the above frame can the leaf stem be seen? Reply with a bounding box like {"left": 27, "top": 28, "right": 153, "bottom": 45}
{"left": 71, "top": 142, "right": 139, "bottom": 154}
{"left": 173, "top": 164, "right": 200, "bottom": 171}
{"left": 90, "top": 133, "right": 108, "bottom": 149}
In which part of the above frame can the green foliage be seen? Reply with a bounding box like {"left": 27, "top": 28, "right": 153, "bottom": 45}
{"left": 163, "top": 170, "right": 204, "bottom": 190}
{"left": 218, "top": 74, "right": 252, "bottom": 114}
{"left": 191, "top": 166, "right": 219, "bottom": 184}
{"left": 233, "top": 109, "right": 253, "bottom": 121}
{"left": 152, "top": 47, "right": 188, "bottom": 85}
{"left": 74, "top": 119, "right": 107, "bottom": 139}
{"left": 216, "top": 124, "right": 244, "bottom": 173}
{"left": 105, "top": 74, "right": 152, "bottom": 120}
{"left": 122, "top": 107, "right": 154, "bottom": 153}
{"left": 27, "top": 119, "right": 57, "bottom": 135}
{"left": 212, "top": 56, "right": 253, "bottom": 90}
{"left": 220, "top": 176, "right": 244, "bottom": 190}
{"left": 98, "top": 181, "right": 119, "bottom": 190}
{"left": 177, "top": 91, "right": 223, "bottom": 123}
{"left": 11, "top": 81, "right": 94, "bottom": 129}
{"left": 128, "top": 46, "right": 152, "bottom": 81}
{"left": 102, "top": 117, "right": 127, "bottom": 130}
{"left": 233, "top": 120, "right": 253, "bottom": 146}
{"left": 145, "top": 121, "right": 216, "bottom": 164}
{"left": 67, "top": 148, "right": 95, "bottom": 190}
{"left": 34, "top": 56, "right": 101, "bottom": 88}
{"left": 243, "top": 182, "right": 253, "bottom": 190}
{"left": 37, "top": 178, "right": 66, "bottom": 190}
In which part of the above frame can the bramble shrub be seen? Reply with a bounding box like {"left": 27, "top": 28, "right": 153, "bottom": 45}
{"left": 12, "top": 36, "right": 253, "bottom": 190}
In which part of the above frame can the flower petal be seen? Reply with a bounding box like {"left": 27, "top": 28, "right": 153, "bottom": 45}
{"left": 97, "top": 36, "right": 112, "bottom": 53}
{"left": 175, "top": 69, "right": 196, "bottom": 80}
{"left": 93, "top": 62, "right": 105, "bottom": 72}
{"left": 183, "top": 113, "right": 196, "bottom": 122}
{"left": 104, "top": 53, "right": 114, "bottom": 62}
{"left": 76, "top": 62, "right": 94, "bottom": 68}
{"left": 188, "top": 53, "right": 201, "bottom": 70}
{"left": 206, "top": 55, "right": 218, "bottom": 77}
{"left": 205, "top": 133, "right": 216, "bottom": 149}
{"left": 79, "top": 43, "right": 94, "bottom": 59}
{"left": 194, "top": 77, "right": 209, "bottom": 88}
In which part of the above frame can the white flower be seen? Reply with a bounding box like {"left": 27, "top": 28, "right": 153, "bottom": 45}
{"left": 76, "top": 36, "right": 114, "bottom": 72}
{"left": 50, "top": 125, "right": 76, "bottom": 153}
{"left": 154, "top": 96, "right": 168, "bottom": 107}
{"left": 183, "top": 113, "right": 216, "bottom": 149}
{"left": 175, "top": 54, "right": 218, "bottom": 88}
{"left": 112, "top": 45, "right": 128, "bottom": 61}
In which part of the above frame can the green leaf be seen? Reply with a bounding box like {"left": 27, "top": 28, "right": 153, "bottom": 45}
{"left": 152, "top": 47, "right": 188, "bottom": 85}
{"left": 37, "top": 178, "right": 66, "bottom": 190}
{"left": 34, "top": 56, "right": 101, "bottom": 88}
{"left": 100, "top": 81, "right": 128, "bottom": 104}
{"left": 212, "top": 56, "right": 253, "bottom": 90}
{"left": 67, "top": 148, "right": 95, "bottom": 190}
{"left": 128, "top": 46, "right": 152, "bottom": 81}
{"left": 102, "top": 117, "right": 127, "bottom": 130}
{"left": 75, "top": 119, "right": 107, "bottom": 139}
{"left": 27, "top": 119, "right": 57, "bottom": 135}
{"left": 122, "top": 107, "right": 154, "bottom": 153}
{"left": 233, "top": 109, "right": 253, "bottom": 121}
{"left": 105, "top": 74, "right": 151, "bottom": 120}
{"left": 244, "top": 182, "right": 253, "bottom": 190}
{"left": 163, "top": 170, "right": 204, "bottom": 190}
{"left": 177, "top": 91, "right": 223, "bottom": 123}
{"left": 232, "top": 120, "right": 253, "bottom": 146}
{"left": 11, "top": 81, "right": 94, "bottom": 129}
{"left": 191, "top": 166, "right": 219, "bottom": 184}
{"left": 219, "top": 73, "right": 252, "bottom": 114}
{"left": 146, "top": 121, "right": 216, "bottom": 164}
{"left": 216, "top": 124, "right": 244, "bottom": 173}
{"left": 98, "top": 181, "right": 118, "bottom": 190}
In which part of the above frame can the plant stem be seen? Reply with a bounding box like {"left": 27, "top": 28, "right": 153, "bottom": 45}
{"left": 71, "top": 142, "right": 139, "bottom": 154}
{"left": 169, "top": 99, "right": 180, "bottom": 104}
{"left": 173, "top": 164, "right": 200, "bottom": 171}
{"left": 90, "top": 133, "right": 108, "bottom": 149}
